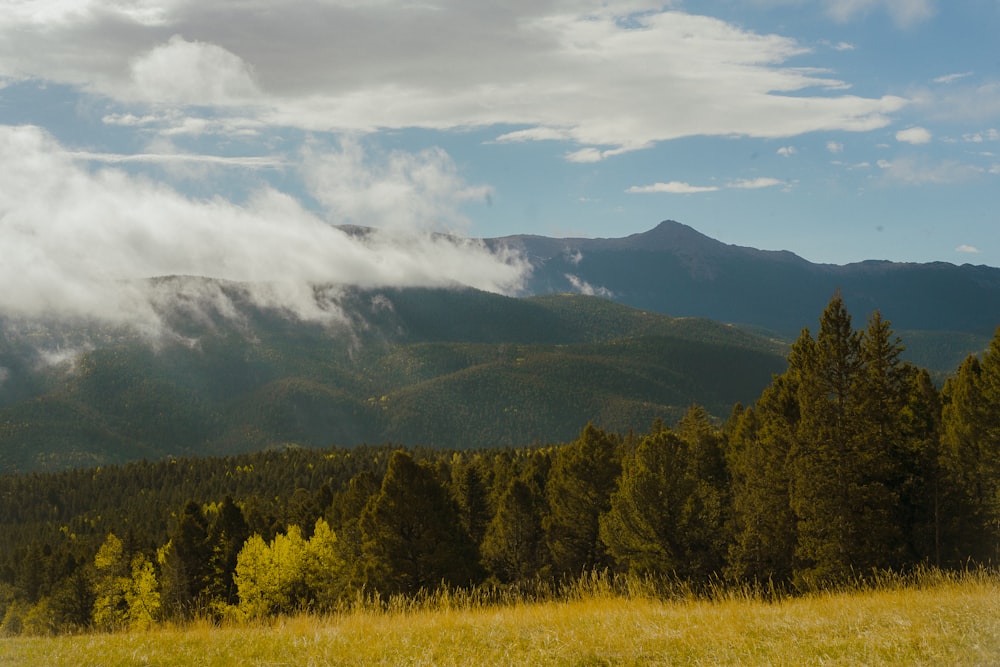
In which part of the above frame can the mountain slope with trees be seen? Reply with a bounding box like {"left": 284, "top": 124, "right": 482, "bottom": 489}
{"left": 0, "top": 286, "right": 787, "bottom": 473}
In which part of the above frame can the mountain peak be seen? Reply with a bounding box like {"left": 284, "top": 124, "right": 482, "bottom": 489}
{"left": 618, "top": 220, "right": 719, "bottom": 250}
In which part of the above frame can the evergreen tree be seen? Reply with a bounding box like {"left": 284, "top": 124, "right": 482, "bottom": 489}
{"left": 600, "top": 411, "right": 728, "bottom": 582}
{"left": 725, "top": 372, "right": 799, "bottom": 584}
{"left": 359, "top": 451, "right": 480, "bottom": 596}
{"left": 450, "top": 455, "right": 492, "bottom": 548}
{"left": 327, "top": 470, "right": 380, "bottom": 593}
{"left": 940, "top": 331, "right": 1000, "bottom": 564}
{"left": 543, "top": 424, "right": 621, "bottom": 578}
{"left": 481, "top": 478, "right": 546, "bottom": 583}
{"left": 788, "top": 297, "right": 911, "bottom": 588}
{"left": 599, "top": 424, "right": 688, "bottom": 577}
{"left": 206, "top": 496, "right": 249, "bottom": 606}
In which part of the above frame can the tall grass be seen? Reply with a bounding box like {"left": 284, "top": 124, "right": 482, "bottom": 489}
{"left": 3, "top": 568, "right": 999, "bottom": 666}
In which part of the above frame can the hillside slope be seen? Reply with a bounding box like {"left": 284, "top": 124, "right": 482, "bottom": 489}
{"left": 0, "top": 286, "right": 787, "bottom": 473}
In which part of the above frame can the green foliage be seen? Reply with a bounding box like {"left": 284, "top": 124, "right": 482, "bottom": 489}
{"left": 544, "top": 425, "right": 621, "bottom": 578}
{"left": 481, "top": 478, "right": 546, "bottom": 583}
{"left": 600, "top": 409, "right": 728, "bottom": 582}
{"left": 940, "top": 328, "right": 1000, "bottom": 564}
{"left": 360, "top": 451, "right": 481, "bottom": 596}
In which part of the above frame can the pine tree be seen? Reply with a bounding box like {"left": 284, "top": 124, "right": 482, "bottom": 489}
{"left": 940, "top": 330, "right": 1000, "bottom": 564}
{"left": 359, "top": 451, "right": 480, "bottom": 596}
{"left": 788, "top": 297, "right": 915, "bottom": 587}
{"left": 543, "top": 424, "right": 621, "bottom": 578}
{"left": 599, "top": 424, "right": 688, "bottom": 577}
{"left": 481, "top": 478, "right": 545, "bottom": 583}
{"left": 600, "top": 411, "right": 727, "bottom": 582}
{"left": 206, "top": 495, "right": 249, "bottom": 606}
{"left": 727, "top": 340, "right": 803, "bottom": 584}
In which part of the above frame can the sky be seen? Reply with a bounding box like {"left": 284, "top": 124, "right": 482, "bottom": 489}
{"left": 1, "top": 0, "right": 999, "bottom": 330}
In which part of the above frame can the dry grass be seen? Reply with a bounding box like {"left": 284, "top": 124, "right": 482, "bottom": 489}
{"left": 3, "top": 571, "right": 998, "bottom": 666}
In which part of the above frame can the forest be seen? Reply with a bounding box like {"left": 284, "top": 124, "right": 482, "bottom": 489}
{"left": 1, "top": 294, "right": 998, "bottom": 636}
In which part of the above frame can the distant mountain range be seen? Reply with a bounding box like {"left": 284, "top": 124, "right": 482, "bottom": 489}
{"left": 493, "top": 220, "right": 1000, "bottom": 371}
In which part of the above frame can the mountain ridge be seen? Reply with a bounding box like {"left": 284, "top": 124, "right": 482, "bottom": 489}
{"left": 493, "top": 220, "right": 1000, "bottom": 352}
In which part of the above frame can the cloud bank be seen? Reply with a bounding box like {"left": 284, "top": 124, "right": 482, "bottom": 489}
{"left": 0, "top": 126, "right": 528, "bottom": 335}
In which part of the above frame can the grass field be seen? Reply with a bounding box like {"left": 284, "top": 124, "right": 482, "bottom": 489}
{"left": 3, "top": 571, "right": 999, "bottom": 666}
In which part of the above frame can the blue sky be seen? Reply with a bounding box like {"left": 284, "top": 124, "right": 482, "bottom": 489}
{"left": 1, "top": 0, "right": 998, "bottom": 326}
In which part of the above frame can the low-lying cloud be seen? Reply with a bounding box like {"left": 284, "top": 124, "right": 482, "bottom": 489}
{"left": 0, "top": 125, "right": 528, "bottom": 338}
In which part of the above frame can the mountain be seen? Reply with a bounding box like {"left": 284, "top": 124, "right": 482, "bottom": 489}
{"left": 493, "top": 220, "right": 1000, "bottom": 370}
{"left": 0, "top": 286, "right": 788, "bottom": 473}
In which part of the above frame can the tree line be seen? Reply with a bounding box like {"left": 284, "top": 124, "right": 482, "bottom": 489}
{"left": 1, "top": 294, "right": 998, "bottom": 635}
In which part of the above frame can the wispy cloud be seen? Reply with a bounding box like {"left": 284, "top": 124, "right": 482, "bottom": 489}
{"left": 827, "top": 141, "right": 845, "bottom": 153}
{"left": 777, "top": 146, "right": 797, "bottom": 157}
{"left": 963, "top": 129, "right": 999, "bottom": 143}
{"left": 627, "top": 177, "right": 786, "bottom": 193}
{"left": 955, "top": 244, "right": 981, "bottom": 254}
{"left": 825, "top": 0, "right": 936, "bottom": 28}
{"left": 66, "top": 151, "right": 286, "bottom": 168}
{"left": 730, "top": 177, "right": 785, "bottom": 189}
{"left": 876, "top": 156, "right": 983, "bottom": 185}
{"left": 896, "top": 126, "right": 932, "bottom": 144}
{"left": 626, "top": 181, "right": 720, "bottom": 194}
{"left": 934, "top": 72, "right": 973, "bottom": 85}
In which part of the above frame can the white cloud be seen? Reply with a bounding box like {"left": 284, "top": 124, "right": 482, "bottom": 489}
{"left": 730, "top": 177, "right": 784, "bottom": 189}
{"left": 825, "top": 0, "right": 936, "bottom": 28}
{"left": 896, "top": 126, "right": 932, "bottom": 144}
{"left": 0, "top": 125, "right": 527, "bottom": 332}
{"left": 777, "top": 146, "right": 797, "bottom": 157}
{"left": 726, "top": 176, "right": 787, "bottom": 190}
{"left": 300, "top": 137, "right": 493, "bottom": 234}
{"left": 955, "top": 244, "right": 981, "bottom": 254}
{"left": 627, "top": 181, "right": 719, "bottom": 194}
{"left": 627, "top": 177, "right": 786, "bottom": 193}
{"left": 827, "top": 141, "right": 845, "bottom": 153}
{"left": 876, "top": 156, "right": 983, "bottom": 185}
{"left": 129, "top": 35, "right": 261, "bottom": 105}
{"left": 963, "top": 129, "right": 999, "bottom": 143}
{"left": 565, "top": 274, "right": 614, "bottom": 298}
{"left": 0, "top": 2, "right": 908, "bottom": 159}
{"left": 934, "top": 72, "right": 973, "bottom": 85}
{"left": 67, "top": 150, "right": 285, "bottom": 169}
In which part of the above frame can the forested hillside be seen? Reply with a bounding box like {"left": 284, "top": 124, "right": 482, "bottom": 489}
{"left": 2, "top": 296, "right": 998, "bottom": 636}
{"left": 0, "top": 285, "right": 787, "bottom": 474}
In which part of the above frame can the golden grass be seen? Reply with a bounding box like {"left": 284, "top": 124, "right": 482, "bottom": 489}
{"left": 3, "top": 573, "right": 999, "bottom": 666}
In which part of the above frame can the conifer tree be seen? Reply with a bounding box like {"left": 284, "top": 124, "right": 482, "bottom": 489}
{"left": 788, "top": 297, "right": 912, "bottom": 587}
{"left": 206, "top": 495, "right": 249, "bottom": 606}
{"left": 727, "top": 343, "right": 803, "bottom": 584}
{"left": 599, "top": 424, "right": 688, "bottom": 577}
{"left": 940, "top": 330, "right": 1000, "bottom": 563}
{"left": 543, "top": 424, "right": 621, "bottom": 578}
{"left": 360, "top": 451, "right": 480, "bottom": 596}
{"left": 481, "top": 478, "right": 546, "bottom": 583}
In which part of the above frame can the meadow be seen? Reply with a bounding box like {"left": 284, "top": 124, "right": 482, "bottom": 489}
{"left": 2, "top": 569, "right": 998, "bottom": 666}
